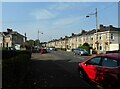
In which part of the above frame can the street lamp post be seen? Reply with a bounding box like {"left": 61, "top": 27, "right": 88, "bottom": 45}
{"left": 38, "top": 30, "right": 39, "bottom": 48}
{"left": 86, "top": 8, "right": 99, "bottom": 54}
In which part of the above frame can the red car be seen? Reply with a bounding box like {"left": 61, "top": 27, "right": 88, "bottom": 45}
{"left": 40, "top": 49, "right": 47, "bottom": 54}
{"left": 78, "top": 53, "right": 120, "bottom": 89}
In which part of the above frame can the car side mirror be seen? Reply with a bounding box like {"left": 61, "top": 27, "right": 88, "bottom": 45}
{"left": 85, "top": 61, "right": 91, "bottom": 66}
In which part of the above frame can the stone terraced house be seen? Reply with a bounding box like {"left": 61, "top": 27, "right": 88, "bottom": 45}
{"left": 45, "top": 25, "right": 120, "bottom": 53}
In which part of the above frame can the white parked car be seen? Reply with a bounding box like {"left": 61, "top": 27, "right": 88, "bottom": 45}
{"left": 73, "top": 48, "right": 89, "bottom": 56}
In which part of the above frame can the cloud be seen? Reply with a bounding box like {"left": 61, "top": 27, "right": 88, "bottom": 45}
{"left": 48, "top": 2, "right": 89, "bottom": 11}
{"left": 31, "top": 9, "right": 56, "bottom": 20}
{"left": 48, "top": 2, "right": 73, "bottom": 10}
{"left": 52, "top": 16, "right": 83, "bottom": 27}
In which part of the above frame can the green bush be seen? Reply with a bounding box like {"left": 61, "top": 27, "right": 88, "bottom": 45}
{"left": 61, "top": 48, "right": 66, "bottom": 51}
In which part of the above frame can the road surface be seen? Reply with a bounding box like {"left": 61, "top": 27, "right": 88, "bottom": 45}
{"left": 19, "top": 50, "right": 99, "bottom": 89}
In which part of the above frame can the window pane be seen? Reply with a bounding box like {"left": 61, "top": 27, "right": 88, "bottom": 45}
{"left": 89, "top": 57, "right": 101, "bottom": 65}
{"left": 118, "top": 60, "right": 120, "bottom": 66}
{"left": 100, "top": 45, "right": 102, "bottom": 50}
{"left": 102, "top": 58, "right": 117, "bottom": 67}
{"left": 106, "top": 34, "right": 108, "bottom": 39}
{"left": 111, "top": 34, "right": 114, "bottom": 40}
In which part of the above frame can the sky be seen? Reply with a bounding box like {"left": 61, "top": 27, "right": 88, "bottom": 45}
{"left": 1, "top": 1, "right": 119, "bottom": 42}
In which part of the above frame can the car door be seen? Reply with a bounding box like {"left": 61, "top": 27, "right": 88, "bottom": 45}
{"left": 76, "top": 49, "right": 81, "bottom": 55}
{"left": 97, "top": 57, "right": 120, "bottom": 87}
{"left": 83, "top": 57, "right": 102, "bottom": 82}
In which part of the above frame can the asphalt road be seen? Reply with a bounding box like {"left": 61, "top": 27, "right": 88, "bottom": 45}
{"left": 19, "top": 50, "right": 99, "bottom": 89}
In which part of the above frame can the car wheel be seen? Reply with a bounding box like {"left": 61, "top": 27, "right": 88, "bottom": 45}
{"left": 78, "top": 68, "right": 89, "bottom": 81}
{"left": 79, "top": 69, "right": 84, "bottom": 78}
{"left": 78, "top": 69, "right": 86, "bottom": 79}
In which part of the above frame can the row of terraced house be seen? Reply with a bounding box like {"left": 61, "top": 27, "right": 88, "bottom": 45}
{"left": 45, "top": 25, "right": 120, "bottom": 54}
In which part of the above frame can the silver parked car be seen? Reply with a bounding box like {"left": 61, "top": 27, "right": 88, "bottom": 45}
{"left": 73, "top": 48, "right": 89, "bottom": 56}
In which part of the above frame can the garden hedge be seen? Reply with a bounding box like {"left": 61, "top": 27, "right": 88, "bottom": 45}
{"left": 2, "top": 50, "right": 32, "bottom": 88}
{"left": 2, "top": 50, "right": 31, "bottom": 60}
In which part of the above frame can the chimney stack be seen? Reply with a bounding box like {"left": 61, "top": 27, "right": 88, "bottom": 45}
{"left": 109, "top": 25, "right": 113, "bottom": 28}
{"left": 109, "top": 25, "right": 113, "bottom": 30}
{"left": 7, "top": 28, "right": 13, "bottom": 33}
{"left": 99, "top": 24, "right": 104, "bottom": 30}
{"left": 72, "top": 33, "right": 74, "bottom": 36}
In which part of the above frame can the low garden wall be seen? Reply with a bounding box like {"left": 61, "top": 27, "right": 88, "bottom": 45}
{"left": 106, "top": 50, "right": 120, "bottom": 54}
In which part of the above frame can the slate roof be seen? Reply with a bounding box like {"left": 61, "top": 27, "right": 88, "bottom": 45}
{"left": 2, "top": 31, "right": 25, "bottom": 37}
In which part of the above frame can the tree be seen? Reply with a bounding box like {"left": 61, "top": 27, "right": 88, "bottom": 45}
{"left": 78, "top": 42, "right": 91, "bottom": 53}
{"left": 28, "top": 40, "right": 34, "bottom": 47}
{"left": 34, "top": 39, "right": 40, "bottom": 46}
{"left": 83, "top": 42, "right": 90, "bottom": 46}
{"left": 25, "top": 40, "right": 34, "bottom": 50}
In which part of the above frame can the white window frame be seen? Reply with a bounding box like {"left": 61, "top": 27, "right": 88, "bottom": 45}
{"left": 106, "top": 34, "right": 108, "bottom": 40}
{"left": 99, "top": 34, "right": 102, "bottom": 40}
{"left": 91, "top": 36, "right": 93, "bottom": 40}
{"left": 111, "top": 33, "right": 114, "bottom": 40}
